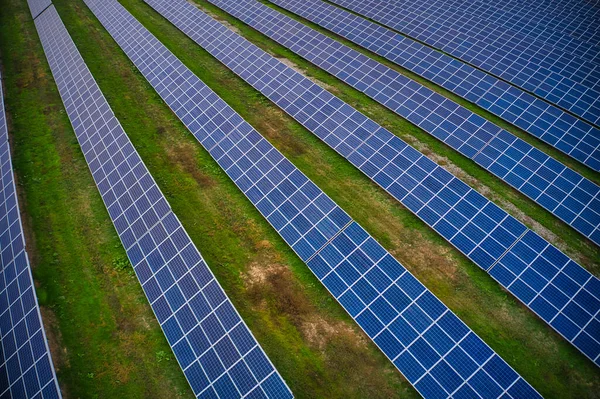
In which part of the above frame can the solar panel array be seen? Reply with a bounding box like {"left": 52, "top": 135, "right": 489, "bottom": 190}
{"left": 82, "top": 0, "right": 546, "bottom": 396}
{"left": 200, "top": 0, "right": 600, "bottom": 247}
{"left": 419, "top": 0, "right": 600, "bottom": 62}
{"left": 327, "top": 0, "right": 600, "bottom": 127}
{"left": 32, "top": 6, "right": 292, "bottom": 399}
{"left": 144, "top": 0, "right": 600, "bottom": 366}
{"left": 267, "top": 0, "right": 600, "bottom": 173}
{"left": 367, "top": 0, "right": 600, "bottom": 74}
{"left": 0, "top": 29, "right": 61, "bottom": 399}
{"left": 509, "top": 0, "right": 600, "bottom": 35}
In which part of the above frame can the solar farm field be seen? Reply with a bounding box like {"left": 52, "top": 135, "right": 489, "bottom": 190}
{"left": 0, "top": 0, "right": 599, "bottom": 397}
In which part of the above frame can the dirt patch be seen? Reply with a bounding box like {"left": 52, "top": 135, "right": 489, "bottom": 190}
{"left": 391, "top": 230, "right": 459, "bottom": 282}
{"left": 244, "top": 262, "right": 287, "bottom": 286}
{"left": 188, "top": 1, "right": 243, "bottom": 35}
{"left": 243, "top": 261, "right": 367, "bottom": 351}
{"left": 301, "top": 315, "right": 367, "bottom": 351}
{"left": 254, "top": 107, "right": 307, "bottom": 157}
{"left": 275, "top": 56, "right": 338, "bottom": 93}
{"left": 165, "top": 139, "right": 216, "bottom": 188}
{"left": 40, "top": 307, "right": 70, "bottom": 397}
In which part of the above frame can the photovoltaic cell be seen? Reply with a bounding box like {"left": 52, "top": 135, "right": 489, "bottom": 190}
{"left": 0, "top": 36, "right": 61, "bottom": 399}
{"left": 145, "top": 0, "right": 600, "bottom": 366}
{"left": 327, "top": 0, "right": 600, "bottom": 126}
{"left": 32, "top": 6, "right": 292, "bottom": 398}
{"left": 267, "top": 0, "right": 600, "bottom": 172}
{"left": 205, "top": 0, "right": 600, "bottom": 247}
{"left": 82, "top": 0, "right": 545, "bottom": 396}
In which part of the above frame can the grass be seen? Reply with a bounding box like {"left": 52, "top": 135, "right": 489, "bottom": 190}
{"left": 0, "top": 0, "right": 598, "bottom": 397}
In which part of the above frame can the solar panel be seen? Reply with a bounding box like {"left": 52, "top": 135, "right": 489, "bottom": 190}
{"left": 418, "top": 0, "right": 600, "bottom": 60}
{"left": 31, "top": 6, "right": 292, "bottom": 399}
{"left": 197, "top": 0, "right": 600, "bottom": 245}
{"left": 0, "top": 49, "right": 62, "bottom": 399}
{"left": 327, "top": 0, "right": 600, "bottom": 127}
{"left": 266, "top": 0, "right": 600, "bottom": 173}
{"left": 82, "top": 0, "right": 546, "bottom": 396}
{"left": 26, "top": 0, "right": 52, "bottom": 19}
{"left": 144, "top": 0, "right": 600, "bottom": 366}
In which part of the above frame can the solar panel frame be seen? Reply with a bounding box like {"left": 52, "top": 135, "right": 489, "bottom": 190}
{"left": 145, "top": 0, "right": 600, "bottom": 367}
{"left": 326, "top": 0, "right": 600, "bottom": 127}
{"left": 31, "top": 6, "right": 293, "bottom": 399}
{"left": 82, "top": 0, "right": 546, "bottom": 396}
{"left": 198, "top": 0, "right": 600, "bottom": 246}
{"left": 266, "top": 0, "right": 600, "bottom": 172}
{"left": 0, "top": 33, "right": 62, "bottom": 399}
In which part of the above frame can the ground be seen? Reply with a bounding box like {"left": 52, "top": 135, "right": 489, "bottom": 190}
{"left": 0, "top": 0, "right": 598, "bottom": 397}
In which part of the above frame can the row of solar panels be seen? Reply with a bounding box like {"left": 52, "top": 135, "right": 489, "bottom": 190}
{"left": 0, "top": 48, "right": 61, "bottom": 399}
{"left": 4, "top": 0, "right": 598, "bottom": 398}
{"left": 413, "top": 0, "right": 600, "bottom": 54}
{"left": 149, "top": 0, "right": 600, "bottom": 366}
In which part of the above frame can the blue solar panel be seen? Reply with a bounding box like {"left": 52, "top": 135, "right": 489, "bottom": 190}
{"left": 82, "top": 0, "right": 545, "bottom": 396}
{"left": 266, "top": 0, "right": 600, "bottom": 173}
{"left": 326, "top": 0, "right": 600, "bottom": 127}
{"left": 201, "top": 0, "right": 600, "bottom": 247}
{"left": 419, "top": 0, "right": 600, "bottom": 61}
{"left": 26, "top": 0, "right": 52, "bottom": 19}
{"left": 32, "top": 6, "right": 292, "bottom": 399}
{"left": 0, "top": 36, "right": 62, "bottom": 399}
{"left": 145, "top": 0, "right": 600, "bottom": 366}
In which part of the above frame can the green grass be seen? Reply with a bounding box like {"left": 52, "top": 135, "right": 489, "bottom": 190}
{"left": 0, "top": 0, "right": 598, "bottom": 397}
